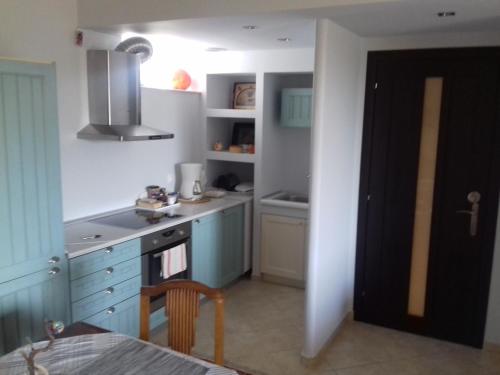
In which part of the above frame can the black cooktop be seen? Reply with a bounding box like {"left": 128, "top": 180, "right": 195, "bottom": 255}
{"left": 91, "top": 209, "right": 183, "bottom": 230}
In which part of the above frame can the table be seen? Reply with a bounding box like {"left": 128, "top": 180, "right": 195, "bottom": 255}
{"left": 0, "top": 332, "right": 238, "bottom": 375}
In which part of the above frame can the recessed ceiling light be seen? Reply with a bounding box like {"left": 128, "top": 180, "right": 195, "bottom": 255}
{"left": 277, "top": 37, "right": 292, "bottom": 42}
{"left": 437, "top": 11, "right": 456, "bottom": 17}
{"left": 242, "top": 25, "right": 258, "bottom": 30}
{"left": 206, "top": 47, "right": 227, "bottom": 52}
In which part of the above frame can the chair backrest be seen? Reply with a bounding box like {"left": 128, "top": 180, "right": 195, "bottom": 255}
{"left": 140, "top": 280, "right": 224, "bottom": 365}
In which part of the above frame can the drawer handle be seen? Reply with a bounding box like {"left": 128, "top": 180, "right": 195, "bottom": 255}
{"left": 194, "top": 219, "right": 200, "bottom": 224}
{"left": 48, "top": 267, "right": 60, "bottom": 276}
{"left": 106, "top": 307, "right": 115, "bottom": 314}
{"left": 48, "top": 256, "right": 60, "bottom": 264}
{"left": 104, "top": 287, "right": 114, "bottom": 294}
{"left": 104, "top": 247, "right": 113, "bottom": 254}
{"left": 105, "top": 267, "right": 114, "bottom": 274}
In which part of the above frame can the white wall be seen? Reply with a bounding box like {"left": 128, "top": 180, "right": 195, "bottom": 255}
{"left": 0, "top": 0, "right": 203, "bottom": 221}
{"left": 304, "top": 19, "right": 363, "bottom": 358}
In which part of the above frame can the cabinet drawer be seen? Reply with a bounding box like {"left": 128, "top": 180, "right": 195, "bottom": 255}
{"left": 70, "top": 238, "right": 140, "bottom": 280}
{"left": 72, "top": 275, "right": 141, "bottom": 322}
{"left": 83, "top": 294, "right": 140, "bottom": 338}
{"left": 71, "top": 257, "right": 141, "bottom": 302}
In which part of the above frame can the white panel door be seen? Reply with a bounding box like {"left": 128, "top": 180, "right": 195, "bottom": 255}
{"left": 261, "top": 214, "right": 306, "bottom": 281}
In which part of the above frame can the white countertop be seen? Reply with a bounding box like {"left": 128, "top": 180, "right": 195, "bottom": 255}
{"left": 65, "top": 195, "right": 252, "bottom": 259}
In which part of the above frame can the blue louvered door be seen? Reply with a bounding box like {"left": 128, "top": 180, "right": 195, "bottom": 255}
{"left": 0, "top": 60, "right": 68, "bottom": 353}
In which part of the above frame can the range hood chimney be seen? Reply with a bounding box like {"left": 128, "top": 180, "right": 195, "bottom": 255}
{"left": 77, "top": 50, "right": 173, "bottom": 141}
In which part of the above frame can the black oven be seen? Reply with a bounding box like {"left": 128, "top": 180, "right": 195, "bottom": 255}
{"left": 141, "top": 221, "right": 192, "bottom": 312}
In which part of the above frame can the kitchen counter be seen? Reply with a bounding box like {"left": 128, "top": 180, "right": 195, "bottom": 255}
{"left": 65, "top": 195, "right": 252, "bottom": 259}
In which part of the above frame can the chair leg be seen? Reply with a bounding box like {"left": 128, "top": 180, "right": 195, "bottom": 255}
{"left": 214, "top": 298, "right": 224, "bottom": 365}
{"left": 140, "top": 294, "right": 151, "bottom": 341}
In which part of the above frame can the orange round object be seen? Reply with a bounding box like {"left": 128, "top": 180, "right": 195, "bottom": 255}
{"left": 172, "top": 69, "right": 191, "bottom": 90}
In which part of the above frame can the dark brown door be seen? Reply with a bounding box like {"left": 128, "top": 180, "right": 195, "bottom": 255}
{"left": 354, "top": 49, "right": 500, "bottom": 348}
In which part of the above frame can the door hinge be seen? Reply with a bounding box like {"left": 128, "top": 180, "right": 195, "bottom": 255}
{"left": 374, "top": 82, "right": 378, "bottom": 89}
{"left": 367, "top": 194, "right": 371, "bottom": 201}
{"left": 362, "top": 291, "right": 366, "bottom": 297}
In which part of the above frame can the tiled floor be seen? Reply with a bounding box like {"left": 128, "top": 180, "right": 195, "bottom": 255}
{"left": 151, "top": 279, "right": 500, "bottom": 375}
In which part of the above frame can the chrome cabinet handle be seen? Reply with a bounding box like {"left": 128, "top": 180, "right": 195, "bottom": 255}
{"left": 48, "top": 256, "right": 60, "bottom": 264}
{"left": 104, "top": 247, "right": 113, "bottom": 254}
{"left": 48, "top": 267, "right": 60, "bottom": 275}
{"left": 105, "top": 267, "right": 114, "bottom": 274}
{"left": 456, "top": 191, "right": 480, "bottom": 237}
{"left": 106, "top": 307, "right": 115, "bottom": 314}
{"left": 104, "top": 287, "right": 114, "bottom": 294}
{"left": 194, "top": 219, "right": 200, "bottom": 224}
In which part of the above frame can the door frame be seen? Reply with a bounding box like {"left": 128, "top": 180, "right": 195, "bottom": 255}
{"left": 354, "top": 47, "right": 500, "bottom": 347}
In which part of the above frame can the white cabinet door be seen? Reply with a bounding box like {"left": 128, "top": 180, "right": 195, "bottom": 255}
{"left": 260, "top": 214, "right": 306, "bottom": 281}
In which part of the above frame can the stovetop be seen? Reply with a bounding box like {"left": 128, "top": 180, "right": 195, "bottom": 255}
{"left": 90, "top": 209, "right": 183, "bottom": 230}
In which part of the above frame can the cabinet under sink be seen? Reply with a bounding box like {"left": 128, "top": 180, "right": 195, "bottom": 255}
{"left": 260, "top": 191, "right": 309, "bottom": 288}
{"left": 260, "top": 191, "right": 309, "bottom": 210}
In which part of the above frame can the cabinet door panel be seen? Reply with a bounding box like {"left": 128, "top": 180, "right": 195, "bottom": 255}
{"left": 69, "top": 239, "right": 140, "bottom": 280}
{"left": 220, "top": 205, "right": 244, "bottom": 286}
{"left": 0, "top": 61, "right": 64, "bottom": 283}
{"left": 0, "top": 266, "right": 69, "bottom": 354}
{"left": 72, "top": 275, "right": 141, "bottom": 322}
{"left": 70, "top": 257, "right": 141, "bottom": 302}
{"left": 192, "top": 213, "right": 221, "bottom": 288}
{"left": 261, "top": 214, "right": 306, "bottom": 280}
{"left": 83, "top": 295, "right": 140, "bottom": 338}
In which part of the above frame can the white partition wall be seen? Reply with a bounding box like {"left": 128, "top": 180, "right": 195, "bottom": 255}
{"left": 304, "top": 19, "right": 364, "bottom": 359}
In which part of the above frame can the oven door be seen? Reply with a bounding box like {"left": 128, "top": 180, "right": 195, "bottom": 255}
{"left": 142, "top": 238, "right": 191, "bottom": 287}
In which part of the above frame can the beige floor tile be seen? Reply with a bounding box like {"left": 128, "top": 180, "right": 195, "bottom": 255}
{"left": 150, "top": 279, "right": 500, "bottom": 375}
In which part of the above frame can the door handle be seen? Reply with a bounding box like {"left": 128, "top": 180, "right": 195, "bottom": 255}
{"left": 456, "top": 191, "right": 480, "bottom": 237}
{"left": 48, "top": 256, "right": 60, "bottom": 264}
{"left": 48, "top": 267, "right": 60, "bottom": 276}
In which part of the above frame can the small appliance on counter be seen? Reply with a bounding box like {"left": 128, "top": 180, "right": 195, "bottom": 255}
{"left": 180, "top": 163, "right": 203, "bottom": 200}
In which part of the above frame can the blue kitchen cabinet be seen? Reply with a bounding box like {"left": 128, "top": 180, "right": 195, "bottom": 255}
{"left": 220, "top": 205, "right": 244, "bottom": 286}
{"left": 280, "top": 88, "right": 313, "bottom": 128}
{"left": 0, "top": 60, "right": 69, "bottom": 353}
{"left": 0, "top": 266, "right": 69, "bottom": 353}
{"left": 69, "top": 239, "right": 141, "bottom": 337}
{"left": 192, "top": 213, "right": 222, "bottom": 288}
{"left": 192, "top": 204, "right": 244, "bottom": 289}
{"left": 83, "top": 295, "right": 140, "bottom": 338}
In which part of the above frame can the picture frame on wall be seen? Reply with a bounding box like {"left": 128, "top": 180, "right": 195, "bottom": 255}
{"left": 233, "top": 82, "right": 256, "bottom": 109}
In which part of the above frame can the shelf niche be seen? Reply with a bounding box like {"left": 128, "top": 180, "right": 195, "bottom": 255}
{"left": 206, "top": 73, "right": 256, "bottom": 110}
{"left": 206, "top": 159, "right": 254, "bottom": 191}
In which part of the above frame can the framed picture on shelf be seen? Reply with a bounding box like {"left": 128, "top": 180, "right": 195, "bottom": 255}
{"left": 232, "top": 122, "right": 255, "bottom": 145}
{"left": 233, "top": 82, "right": 256, "bottom": 109}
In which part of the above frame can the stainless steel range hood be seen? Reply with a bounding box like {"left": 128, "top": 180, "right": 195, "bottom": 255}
{"left": 77, "top": 50, "right": 173, "bottom": 141}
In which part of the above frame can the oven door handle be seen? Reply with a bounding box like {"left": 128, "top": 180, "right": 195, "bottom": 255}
{"left": 152, "top": 252, "right": 164, "bottom": 259}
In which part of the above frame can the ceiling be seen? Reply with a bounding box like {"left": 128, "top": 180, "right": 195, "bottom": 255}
{"left": 101, "top": 0, "right": 500, "bottom": 51}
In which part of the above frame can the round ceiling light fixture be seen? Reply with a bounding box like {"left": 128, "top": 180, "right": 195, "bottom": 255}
{"left": 277, "top": 37, "right": 292, "bottom": 42}
{"left": 437, "top": 11, "right": 456, "bottom": 17}
{"left": 242, "top": 25, "right": 258, "bottom": 30}
{"left": 206, "top": 47, "right": 227, "bottom": 52}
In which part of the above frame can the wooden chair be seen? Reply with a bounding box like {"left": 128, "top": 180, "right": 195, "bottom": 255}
{"left": 140, "top": 280, "right": 225, "bottom": 365}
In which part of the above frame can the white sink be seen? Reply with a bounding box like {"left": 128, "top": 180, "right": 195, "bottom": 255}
{"left": 261, "top": 191, "right": 309, "bottom": 210}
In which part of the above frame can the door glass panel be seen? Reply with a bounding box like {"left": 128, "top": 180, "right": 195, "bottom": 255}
{"left": 408, "top": 77, "right": 443, "bottom": 317}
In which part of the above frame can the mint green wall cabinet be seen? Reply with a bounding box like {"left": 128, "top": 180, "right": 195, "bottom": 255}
{"left": 192, "top": 213, "right": 222, "bottom": 288}
{"left": 220, "top": 206, "right": 244, "bottom": 286}
{"left": 280, "top": 88, "right": 312, "bottom": 128}
{"left": 69, "top": 239, "right": 141, "bottom": 338}
{"left": 0, "top": 60, "right": 68, "bottom": 353}
{"left": 192, "top": 205, "right": 244, "bottom": 289}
